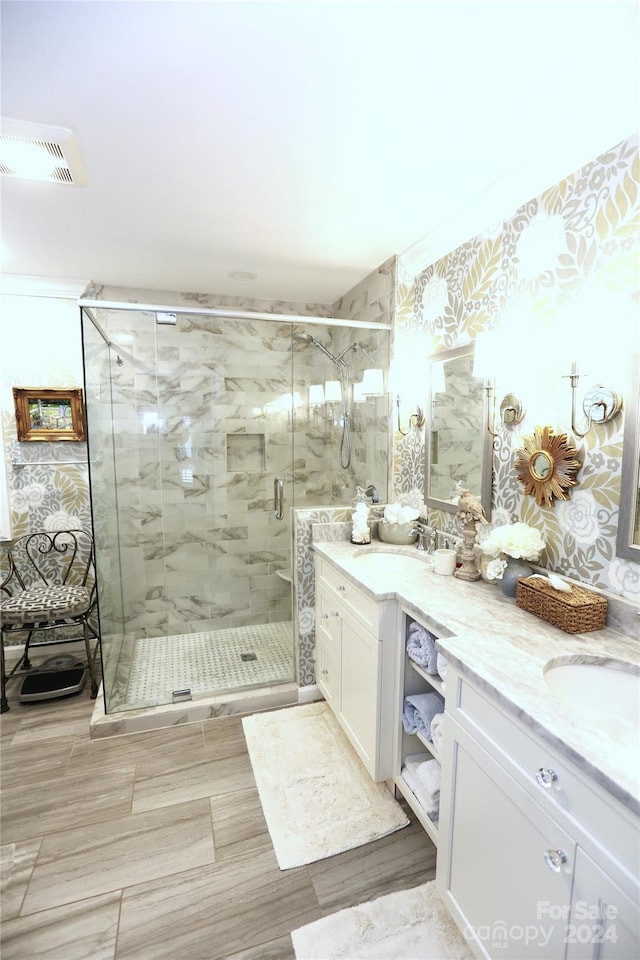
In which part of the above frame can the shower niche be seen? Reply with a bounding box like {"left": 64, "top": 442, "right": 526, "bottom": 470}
{"left": 226, "top": 434, "right": 266, "bottom": 473}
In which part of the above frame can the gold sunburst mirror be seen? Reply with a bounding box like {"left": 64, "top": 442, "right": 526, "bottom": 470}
{"left": 515, "top": 426, "right": 581, "bottom": 508}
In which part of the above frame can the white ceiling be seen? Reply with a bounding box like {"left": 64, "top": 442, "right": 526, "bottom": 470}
{"left": 1, "top": 1, "right": 638, "bottom": 305}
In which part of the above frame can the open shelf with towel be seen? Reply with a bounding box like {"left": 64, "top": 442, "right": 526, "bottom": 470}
{"left": 393, "top": 611, "right": 447, "bottom": 847}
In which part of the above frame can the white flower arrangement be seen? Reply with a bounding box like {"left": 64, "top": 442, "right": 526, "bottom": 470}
{"left": 481, "top": 522, "right": 545, "bottom": 562}
{"left": 485, "top": 557, "right": 508, "bottom": 581}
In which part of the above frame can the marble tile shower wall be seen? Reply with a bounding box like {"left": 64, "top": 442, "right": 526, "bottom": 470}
{"left": 102, "top": 310, "right": 288, "bottom": 639}
{"left": 293, "top": 325, "right": 389, "bottom": 505}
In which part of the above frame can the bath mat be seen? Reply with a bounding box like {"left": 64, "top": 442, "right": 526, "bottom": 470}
{"left": 291, "top": 879, "right": 474, "bottom": 959}
{"left": 242, "top": 701, "right": 408, "bottom": 869}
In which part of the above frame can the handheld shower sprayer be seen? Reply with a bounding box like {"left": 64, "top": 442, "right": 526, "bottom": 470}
{"left": 294, "top": 331, "right": 359, "bottom": 468}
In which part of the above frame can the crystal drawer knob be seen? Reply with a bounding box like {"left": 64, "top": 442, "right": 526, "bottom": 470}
{"left": 544, "top": 849, "right": 567, "bottom": 873}
{"left": 535, "top": 767, "right": 558, "bottom": 788}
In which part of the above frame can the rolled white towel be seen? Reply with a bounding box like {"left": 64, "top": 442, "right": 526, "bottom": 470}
{"left": 436, "top": 652, "right": 448, "bottom": 682}
{"left": 407, "top": 621, "right": 438, "bottom": 674}
{"left": 430, "top": 712, "right": 445, "bottom": 755}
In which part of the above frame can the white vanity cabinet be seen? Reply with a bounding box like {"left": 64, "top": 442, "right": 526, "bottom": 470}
{"left": 437, "top": 664, "right": 640, "bottom": 960}
{"left": 314, "top": 556, "right": 398, "bottom": 781}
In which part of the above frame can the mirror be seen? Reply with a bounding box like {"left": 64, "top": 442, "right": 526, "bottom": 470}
{"left": 514, "top": 426, "right": 581, "bottom": 509}
{"left": 616, "top": 355, "right": 640, "bottom": 562}
{"left": 425, "top": 343, "right": 492, "bottom": 519}
{"left": 531, "top": 452, "right": 552, "bottom": 480}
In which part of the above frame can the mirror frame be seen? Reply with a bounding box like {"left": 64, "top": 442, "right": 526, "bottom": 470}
{"left": 514, "top": 425, "right": 581, "bottom": 509}
{"left": 425, "top": 343, "right": 492, "bottom": 520}
{"left": 616, "top": 353, "right": 640, "bottom": 562}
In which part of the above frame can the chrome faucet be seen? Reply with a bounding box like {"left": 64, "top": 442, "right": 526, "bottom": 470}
{"left": 416, "top": 525, "right": 437, "bottom": 553}
{"left": 365, "top": 484, "right": 379, "bottom": 503}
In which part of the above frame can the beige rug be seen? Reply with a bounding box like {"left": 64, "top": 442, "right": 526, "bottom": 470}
{"left": 242, "top": 701, "right": 409, "bottom": 869}
{"left": 291, "top": 880, "right": 474, "bottom": 959}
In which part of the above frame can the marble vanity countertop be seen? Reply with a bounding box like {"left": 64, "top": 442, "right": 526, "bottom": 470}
{"left": 313, "top": 540, "right": 640, "bottom": 814}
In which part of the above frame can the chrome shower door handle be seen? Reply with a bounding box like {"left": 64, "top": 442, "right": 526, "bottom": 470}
{"left": 274, "top": 476, "right": 284, "bottom": 520}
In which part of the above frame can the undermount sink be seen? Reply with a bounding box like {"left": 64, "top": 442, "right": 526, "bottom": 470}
{"left": 543, "top": 658, "right": 640, "bottom": 728}
{"left": 352, "top": 548, "right": 432, "bottom": 573}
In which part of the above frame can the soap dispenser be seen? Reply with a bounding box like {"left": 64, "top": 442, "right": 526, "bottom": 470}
{"left": 351, "top": 486, "right": 371, "bottom": 545}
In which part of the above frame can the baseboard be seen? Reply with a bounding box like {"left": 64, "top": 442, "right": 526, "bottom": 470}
{"left": 297, "top": 683, "right": 322, "bottom": 704}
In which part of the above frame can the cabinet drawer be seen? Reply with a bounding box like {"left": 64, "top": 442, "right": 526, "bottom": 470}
{"left": 444, "top": 715, "right": 576, "bottom": 960}
{"left": 450, "top": 672, "right": 638, "bottom": 881}
{"left": 317, "top": 559, "right": 378, "bottom": 633}
{"left": 316, "top": 586, "right": 341, "bottom": 646}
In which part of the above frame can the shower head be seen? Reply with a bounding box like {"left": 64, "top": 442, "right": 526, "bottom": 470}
{"left": 336, "top": 343, "right": 359, "bottom": 362}
{"left": 294, "top": 332, "right": 340, "bottom": 365}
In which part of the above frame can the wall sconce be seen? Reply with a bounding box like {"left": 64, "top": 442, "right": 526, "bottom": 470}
{"left": 361, "top": 368, "right": 384, "bottom": 397}
{"left": 324, "top": 380, "right": 342, "bottom": 403}
{"left": 309, "top": 384, "right": 325, "bottom": 428}
{"left": 387, "top": 356, "right": 424, "bottom": 436}
{"left": 324, "top": 379, "right": 342, "bottom": 422}
{"left": 309, "top": 384, "right": 325, "bottom": 406}
{"left": 564, "top": 362, "right": 622, "bottom": 438}
{"left": 473, "top": 331, "right": 525, "bottom": 437}
{"left": 431, "top": 361, "right": 446, "bottom": 396}
{"left": 395, "top": 401, "right": 425, "bottom": 436}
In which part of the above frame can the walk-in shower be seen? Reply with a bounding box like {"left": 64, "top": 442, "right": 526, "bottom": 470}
{"left": 80, "top": 300, "right": 390, "bottom": 719}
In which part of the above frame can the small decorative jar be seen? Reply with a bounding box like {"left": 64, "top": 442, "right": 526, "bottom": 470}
{"left": 351, "top": 488, "right": 371, "bottom": 545}
{"left": 500, "top": 556, "right": 533, "bottom": 598}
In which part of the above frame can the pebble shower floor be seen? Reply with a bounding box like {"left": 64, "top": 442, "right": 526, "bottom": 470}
{"left": 126, "top": 621, "right": 294, "bottom": 706}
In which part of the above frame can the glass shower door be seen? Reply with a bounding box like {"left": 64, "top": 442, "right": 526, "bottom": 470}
{"left": 80, "top": 309, "right": 126, "bottom": 708}
{"left": 82, "top": 307, "right": 297, "bottom": 712}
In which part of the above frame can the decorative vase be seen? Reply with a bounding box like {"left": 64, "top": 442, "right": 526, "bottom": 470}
{"left": 500, "top": 557, "right": 533, "bottom": 598}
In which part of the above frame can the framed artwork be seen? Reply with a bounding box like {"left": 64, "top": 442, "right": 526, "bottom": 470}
{"left": 13, "top": 387, "right": 86, "bottom": 442}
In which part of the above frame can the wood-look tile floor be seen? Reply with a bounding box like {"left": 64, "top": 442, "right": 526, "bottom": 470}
{"left": 1, "top": 682, "right": 437, "bottom": 960}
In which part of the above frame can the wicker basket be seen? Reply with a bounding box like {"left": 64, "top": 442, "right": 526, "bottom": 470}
{"left": 516, "top": 576, "right": 608, "bottom": 634}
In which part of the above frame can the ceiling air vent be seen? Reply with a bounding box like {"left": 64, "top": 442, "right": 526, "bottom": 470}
{"left": 0, "top": 118, "right": 87, "bottom": 185}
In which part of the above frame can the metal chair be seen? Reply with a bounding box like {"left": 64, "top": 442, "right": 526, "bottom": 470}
{"left": 0, "top": 529, "right": 101, "bottom": 712}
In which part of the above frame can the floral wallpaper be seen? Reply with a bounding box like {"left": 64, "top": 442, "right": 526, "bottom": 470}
{"left": 394, "top": 134, "right": 639, "bottom": 600}
{"left": 0, "top": 297, "right": 91, "bottom": 549}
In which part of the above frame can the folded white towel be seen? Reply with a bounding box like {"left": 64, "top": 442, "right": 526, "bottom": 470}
{"left": 383, "top": 503, "right": 420, "bottom": 524}
{"left": 430, "top": 712, "right": 445, "bottom": 755}
{"left": 415, "top": 758, "right": 441, "bottom": 802}
{"left": 402, "top": 757, "right": 441, "bottom": 819}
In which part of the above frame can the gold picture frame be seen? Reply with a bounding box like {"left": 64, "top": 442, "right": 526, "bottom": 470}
{"left": 514, "top": 425, "right": 581, "bottom": 508}
{"left": 13, "top": 387, "right": 86, "bottom": 442}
